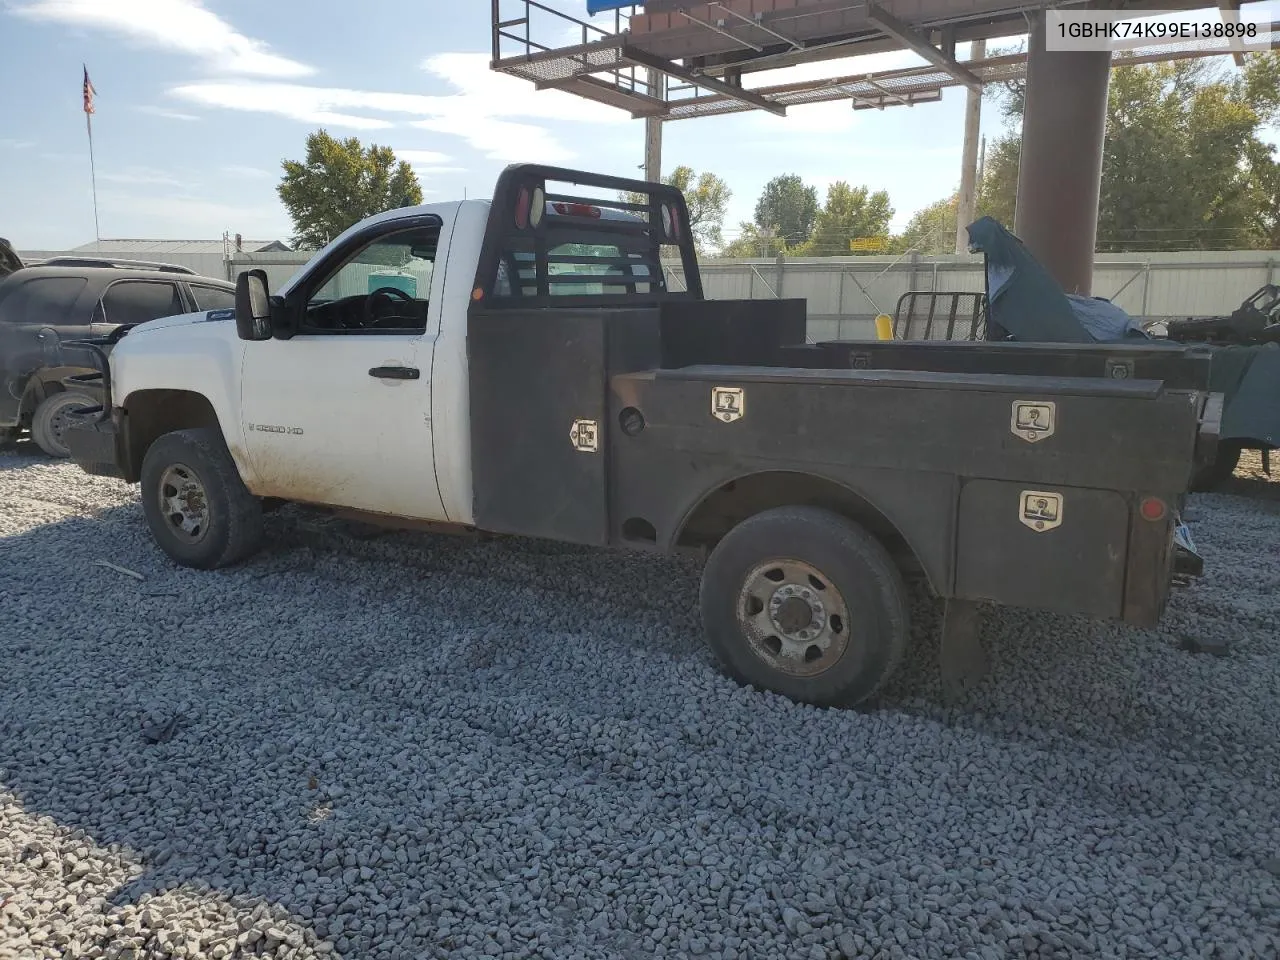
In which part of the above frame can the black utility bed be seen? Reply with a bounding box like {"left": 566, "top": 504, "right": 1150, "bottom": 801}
{"left": 780, "top": 339, "right": 1215, "bottom": 390}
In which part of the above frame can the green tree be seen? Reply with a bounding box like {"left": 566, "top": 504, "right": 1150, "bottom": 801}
{"left": 720, "top": 222, "right": 787, "bottom": 258}
{"left": 625, "top": 165, "right": 731, "bottom": 254}
{"left": 753, "top": 174, "right": 820, "bottom": 247}
{"left": 895, "top": 193, "right": 959, "bottom": 254}
{"left": 278, "top": 130, "right": 423, "bottom": 249}
{"left": 976, "top": 135, "right": 1019, "bottom": 228}
{"left": 978, "top": 52, "right": 1280, "bottom": 251}
{"left": 795, "top": 182, "right": 894, "bottom": 257}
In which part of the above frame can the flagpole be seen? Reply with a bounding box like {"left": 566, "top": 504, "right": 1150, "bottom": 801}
{"left": 86, "top": 110, "right": 100, "bottom": 242}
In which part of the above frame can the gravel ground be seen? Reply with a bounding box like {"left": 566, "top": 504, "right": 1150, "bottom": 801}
{"left": 2, "top": 440, "right": 1278, "bottom": 960}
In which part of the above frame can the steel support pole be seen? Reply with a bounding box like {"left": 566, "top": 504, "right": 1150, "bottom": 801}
{"left": 1014, "top": 11, "right": 1111, "bottom": 295}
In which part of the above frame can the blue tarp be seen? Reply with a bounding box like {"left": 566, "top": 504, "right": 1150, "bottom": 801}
{"left": 967, "top": 215, "right": 1279, "bottom": 447}
{"left": 587, "top": 0, "right": 642, "bottom": 13}
{"left": 1065, "top": 294, "right": 1150, "bottom": 342}
{"left": 967, "top": 216, "right": 1093, "bottom": 343}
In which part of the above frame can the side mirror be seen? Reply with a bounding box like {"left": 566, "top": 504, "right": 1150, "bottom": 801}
{"left": 235, "top": 269, "right": 273, "bottom": 341}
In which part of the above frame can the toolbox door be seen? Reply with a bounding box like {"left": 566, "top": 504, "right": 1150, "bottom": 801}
{"left": 955, "top": 479, "right": 1129, "bottom": 619}
{"left": 468, "top": 309, "right": 613, "bottom": 545}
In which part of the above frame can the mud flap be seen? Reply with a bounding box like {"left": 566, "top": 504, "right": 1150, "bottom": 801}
{"left": 940, "top": 597, "right": 988, "bottom": 701}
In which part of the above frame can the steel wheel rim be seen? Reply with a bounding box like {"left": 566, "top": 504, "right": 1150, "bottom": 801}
{"left": 158, "top": 462, "right": 211, "bottom": 544}
{"left": 48, "top": 399, "right": 79, "bottom": 448}
{"left": 736, "top": 558, "right": 851, "bottom": 678}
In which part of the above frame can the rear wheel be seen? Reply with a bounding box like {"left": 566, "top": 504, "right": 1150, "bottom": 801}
{"left": 31, "top": 391, "right": 94, "bottom": 457}
{"left": 1190, "top": 440, "right": 1243, "bottom": 492}
{"left": 699, "top": 505, "right": 910, "bottom": 707}
{"left": 140, "top": 428, "right": 264, "bottom": 569}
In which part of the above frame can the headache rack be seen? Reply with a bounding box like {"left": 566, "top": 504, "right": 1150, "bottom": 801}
{"left": 473, "top": 163, "right": 704, "bottom": 308}
{"left": 39, "top": 256, "right": 197, "bottom": 275}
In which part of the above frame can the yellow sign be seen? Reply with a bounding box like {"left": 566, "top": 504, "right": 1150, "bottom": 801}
{"left": 850, "top": 237, "right": 887, "bottom": 252}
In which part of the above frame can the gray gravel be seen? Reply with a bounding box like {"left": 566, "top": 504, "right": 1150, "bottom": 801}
{"left": 2, "top": 439, "right": 1278, "bottom": 960}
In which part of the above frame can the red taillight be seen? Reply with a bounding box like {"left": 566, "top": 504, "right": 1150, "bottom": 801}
{"left": 661, "top": 202, "right": 681, "bottom": 242}
{"left": 1140, "top": 496, "right": 1167, "bottom": 522}
{"left": 553, "top": 201, "right": 601, "bottom": 218}
{"left": 514, "top": 186, "right": 530, "bottom": 229}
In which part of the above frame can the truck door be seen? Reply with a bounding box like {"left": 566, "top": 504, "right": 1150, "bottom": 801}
{"left": 238, "top": 217, "right": 447, "bottom": 520}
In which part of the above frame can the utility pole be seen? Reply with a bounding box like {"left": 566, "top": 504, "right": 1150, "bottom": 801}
{"left": 954, "top": 39, "right": 986, "bottom": 254}
{"left": 644, "top": 67, "right": 663, "bottom": 183}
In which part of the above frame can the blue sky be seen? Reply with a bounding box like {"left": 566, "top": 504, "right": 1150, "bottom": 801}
{"left": 0, "top": 0, "right": 993, "bottom": 249}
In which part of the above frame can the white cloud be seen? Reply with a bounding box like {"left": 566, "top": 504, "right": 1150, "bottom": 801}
{"left": 411, "top": 117, "right": 578, "bottom": 164}
{"left": 1, "top": 138, "right": 36, "bottom": 149}
{"left": 169, "top": 51, "right": 632, "bottom": 162}
{"left": 136, "top": 104, "right": 200, "bottom": 121}
{"left": 221, "top": 164, "right": 273, "bottom": 178}
{"left": 99, "top": 165, "right": 186, "bottom": 187}
{"left": 393, "top": 150, "right": 466, "bottom": 177}
{"left": 98, "top": 189, "right": 290, "bottom": 237}
{"left": 11, "top": 0, "right": 312, "bottom": 77}
{"left": 170, "top": 82, "right": 394, "bottom": 129}
{"left": 393, "top": 150, "right": 452, "bottom": 166}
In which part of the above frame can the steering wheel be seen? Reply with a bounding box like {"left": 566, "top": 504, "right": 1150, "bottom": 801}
{"left": 362, "top": 286, "right": 414, "bottom": 327}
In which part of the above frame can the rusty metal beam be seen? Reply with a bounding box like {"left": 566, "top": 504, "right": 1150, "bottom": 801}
{"left": 1220, "top": 0, "right": 1247, "bottom": 65}
{"left": 864, "top": 2, "right": 982, "bottom": 91}
{"left": 621, "top": 44, "right": 788, "bottom": 116}
{"left": 712, "top": 2, "right": 804, "bottom": 51}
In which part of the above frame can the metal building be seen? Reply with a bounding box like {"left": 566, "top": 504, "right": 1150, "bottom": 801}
{"left": 20, "top": 238, "right": 292, "bottom": 281}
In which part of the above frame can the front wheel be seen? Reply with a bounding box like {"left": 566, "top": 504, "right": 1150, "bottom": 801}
{"left": 699, "top": 506, "right": 910, "bottom": 708}
{"left": 140, "top": 428, "right": 265, "bottom": 570}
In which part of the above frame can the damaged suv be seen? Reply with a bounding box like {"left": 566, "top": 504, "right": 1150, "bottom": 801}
{"left": 0, "top": 238, "right": 235, "bottom": 456}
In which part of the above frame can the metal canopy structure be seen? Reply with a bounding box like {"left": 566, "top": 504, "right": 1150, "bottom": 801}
{"left": 491, "top": 0, "right": 1276, "bottom": 297}
{"left": 491, "top": 0, "right": 1275, "bottom": 121}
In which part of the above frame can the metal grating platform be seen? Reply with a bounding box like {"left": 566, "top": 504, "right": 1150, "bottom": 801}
{"left": 491, "top": 1, "right": 1280, "bottom": 121}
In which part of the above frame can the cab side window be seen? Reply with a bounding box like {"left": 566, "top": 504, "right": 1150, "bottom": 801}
{"left": 302, "top": 225, "right": 437, "bottom": 334}
{"left": 99, "top": 281, "right": 184, "bottom": 326}
{"left": 0, "top": 276, "right": 88, "bottom": 324}
{"left": 189, "top": 284, "right": 236, "bottom": 311}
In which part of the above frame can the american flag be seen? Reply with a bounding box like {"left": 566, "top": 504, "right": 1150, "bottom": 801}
{"left": 83, "top": 65, "right": 96, "bottom": 115}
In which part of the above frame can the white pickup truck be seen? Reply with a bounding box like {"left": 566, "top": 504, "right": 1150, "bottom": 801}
{"left": 64, "top": 164, "right": 1215, "bottom": 708}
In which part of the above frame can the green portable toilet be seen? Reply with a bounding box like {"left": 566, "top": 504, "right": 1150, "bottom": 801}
{"left": 368, "top": 271, "right": 417, "bottom": 297}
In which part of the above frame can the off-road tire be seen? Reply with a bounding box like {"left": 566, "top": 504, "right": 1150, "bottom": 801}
{"left": 31, "top": 390, "right": 94, "bottom": 458}
{"left": 699, "top": 505, "right": 910, "bottom": 708}
{"left": 140, "top": 428, "right": 264, "bottom": 570}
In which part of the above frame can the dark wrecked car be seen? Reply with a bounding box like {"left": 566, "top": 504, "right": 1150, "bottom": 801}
{"left": 0, "top": 239, "right": 235, "bottom": 456}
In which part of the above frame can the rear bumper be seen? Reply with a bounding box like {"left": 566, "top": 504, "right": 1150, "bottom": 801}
{"left": 64, "top": 408, "right": 126, "bottom": 480}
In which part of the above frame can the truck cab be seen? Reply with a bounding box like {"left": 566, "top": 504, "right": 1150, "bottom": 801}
{"left": 63, "top": 165, "right": 1215, "bottom": 709}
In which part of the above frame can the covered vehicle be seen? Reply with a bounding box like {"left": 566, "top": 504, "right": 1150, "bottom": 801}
{"left": 965, "top": 217, "right": 1277, "bottom": 490}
